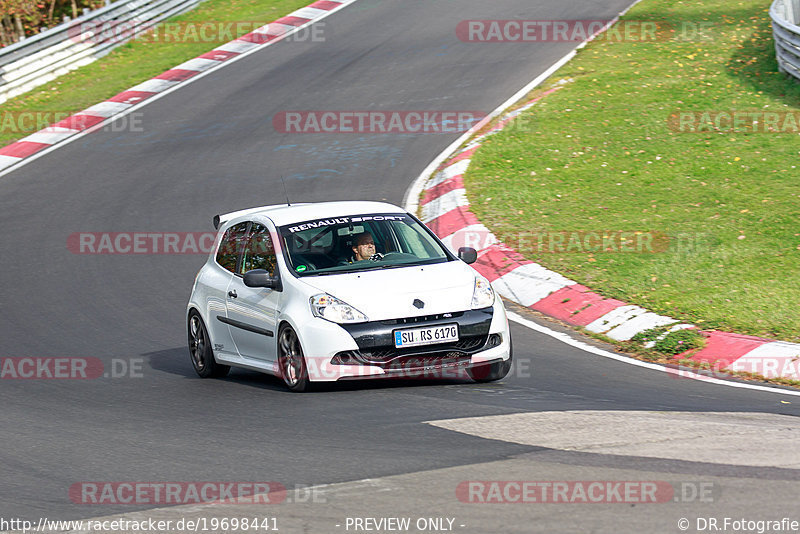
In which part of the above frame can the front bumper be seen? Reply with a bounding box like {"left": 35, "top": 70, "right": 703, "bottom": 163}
{"left": 298, "top": 301, "right": 511, "bottom": 382}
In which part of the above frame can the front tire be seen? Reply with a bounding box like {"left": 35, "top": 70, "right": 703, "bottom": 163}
{"left": 278, "top": 324, "right": 310, "bottom": 392}
{"left": 467, "top": 338, "right": 513, "bottom": 383}
{"left": 188, "top": 312, "right": 230, "bottom": 378}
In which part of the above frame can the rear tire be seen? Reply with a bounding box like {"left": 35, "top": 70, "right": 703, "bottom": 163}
{"left": 278, "top": 324, "right": 310, "bottom": 392}
{"left": 188, "top": 312, "right": 230, "bottom": 378}
{"left": 467, "top": 337, "right": 513, "bottom": 383}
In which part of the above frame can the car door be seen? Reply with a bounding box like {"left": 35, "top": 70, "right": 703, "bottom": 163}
{"left": 204, "top": 221, "right": 249, "bottom": 358}
{"left": 225, "top": 221, "right": 282, "bottom": 364}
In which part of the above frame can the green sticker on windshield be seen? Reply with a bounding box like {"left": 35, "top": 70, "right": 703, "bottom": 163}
{"left": 296, "top": 265, "right": 307, "bottom": 272}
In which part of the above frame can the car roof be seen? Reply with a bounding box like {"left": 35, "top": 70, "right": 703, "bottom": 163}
{"left": 218, "top": 201, "right": 408, "bottom": 228}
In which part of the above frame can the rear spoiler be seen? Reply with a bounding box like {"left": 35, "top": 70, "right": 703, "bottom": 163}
{"left": 213, "top": 203, "right": 306, "bottom": 230}
{"left": 212, "top": 206, "right": 275, "bottom": 230}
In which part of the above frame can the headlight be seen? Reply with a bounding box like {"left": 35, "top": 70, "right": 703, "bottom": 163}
{"left": 310, "top": 294, "right": 369, "bottom": 324}
{"left": 471, "top": 276, "right": 495, "bottom": 309}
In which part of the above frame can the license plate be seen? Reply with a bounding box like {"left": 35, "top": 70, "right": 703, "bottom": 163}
{"left": 394, "top": 324, "right": 459, "bottom": 348}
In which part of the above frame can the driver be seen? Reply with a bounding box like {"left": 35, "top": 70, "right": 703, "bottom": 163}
{"left": 350, "top": 231, "right": 384, "bottom": 262}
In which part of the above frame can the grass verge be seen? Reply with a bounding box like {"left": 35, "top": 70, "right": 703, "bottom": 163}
{"left": 583, "top": 322, "right": 800, "bottom": 390}
{"left": 464, "top": 0, "right": 800, "bottom": 342}
{"left": 0, "top": 0, "right": 314, "bottom": 148}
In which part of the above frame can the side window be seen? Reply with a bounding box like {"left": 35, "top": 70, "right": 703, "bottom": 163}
{"left": 215, "top": 222, "right": 249, "bottom": 273}
{"left": 241, "top": 223, "right": 277, "bottom": 276}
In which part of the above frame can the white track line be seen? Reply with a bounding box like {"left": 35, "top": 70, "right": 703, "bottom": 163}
{"left": 508, "top": 311, "right": 800, "bottom": 398}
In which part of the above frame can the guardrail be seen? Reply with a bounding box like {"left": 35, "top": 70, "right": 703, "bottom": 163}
{"left": 771, "top": 0, "right": 800, "bottom": 81}
{"left": 0, "top": 0, "right": 203, "bottom": 105}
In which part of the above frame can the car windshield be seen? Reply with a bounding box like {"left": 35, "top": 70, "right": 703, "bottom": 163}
{"left": 278, "top": 213, "right": 452, "bottom": 276}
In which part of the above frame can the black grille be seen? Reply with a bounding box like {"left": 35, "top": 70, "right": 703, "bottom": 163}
{"left": 454, "top": 336, "right": 486, "bottom": 351}
{"left": 339, "top": 308, "right": 494, "bottom": 364}
{"left": 380, "top": 352, "right": 471, "bottom": 371}
{"left": 357, "top": 334, "right": 487, "bottom": 363}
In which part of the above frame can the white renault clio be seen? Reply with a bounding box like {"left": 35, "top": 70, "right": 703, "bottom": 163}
{"left": 187, "top": 201, "right": 512, "bottom": 391}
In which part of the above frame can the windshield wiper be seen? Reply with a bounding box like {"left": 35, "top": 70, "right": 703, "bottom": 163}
{"left": 356, "top": 263, "right": 418, "bottom": 272}
{"left": 308, "top": 259, "right": 445, "bottom": 276}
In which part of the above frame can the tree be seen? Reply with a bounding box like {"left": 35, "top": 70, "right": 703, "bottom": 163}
{"left": 0, "top": 0, "right": 105, "bottom": 47}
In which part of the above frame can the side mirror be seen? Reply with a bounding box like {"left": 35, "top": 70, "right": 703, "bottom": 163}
{"left": 243, "top": 269, "right": 282, "bottom": 291}
{"left": 458, "top": 247, "right": 477, "bottom": 265}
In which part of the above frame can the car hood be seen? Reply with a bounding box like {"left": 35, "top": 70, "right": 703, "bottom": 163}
{"left": 300, "top": 260, "right": 478, "bottom": 321}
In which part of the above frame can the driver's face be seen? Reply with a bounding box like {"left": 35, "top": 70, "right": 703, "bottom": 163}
{"left": 353, "top": 237, "right": 375, "bottom": 260}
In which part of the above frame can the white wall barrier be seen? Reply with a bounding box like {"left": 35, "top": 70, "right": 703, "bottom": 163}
{"left": 771, "top": 0, "right": 800, "bottom": 81}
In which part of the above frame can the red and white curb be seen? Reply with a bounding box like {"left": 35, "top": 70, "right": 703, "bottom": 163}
{"left": 0, "top": 0, "right": 357, "bottom": 175}
{"left": 409, "top": 74, "right": 800, "bottom": 384}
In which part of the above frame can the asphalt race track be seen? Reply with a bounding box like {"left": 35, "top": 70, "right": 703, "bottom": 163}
{"left": 1, "top": 1, "right": 799, "bottom": 532}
